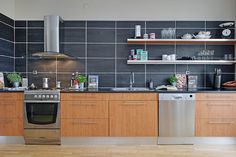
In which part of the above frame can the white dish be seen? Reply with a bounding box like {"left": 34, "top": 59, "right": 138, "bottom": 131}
{"left": 194, "top": 35, "right": 211, "bottom": 39}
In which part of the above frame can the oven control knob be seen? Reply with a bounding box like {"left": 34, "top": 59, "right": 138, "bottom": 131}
{"left": 46, "top": 95, "right": 49, "bottom": 98}
{"left": 38, "top": 95, "right": 42, "bottom": 98}
{"left": 34, "top": 95, "right": 38, "bottom": 98}
{"left": 54, "top": 95, "right": 58, "bottom": 98}
{"left": 42, "top": 95, "right": 45, "bottom": 98}
{"left": 50, "top": 95, "right": 54, "bottom": 98}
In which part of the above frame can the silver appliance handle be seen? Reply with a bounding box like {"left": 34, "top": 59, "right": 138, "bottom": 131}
{"left": 25, "top": 100, "right": 60, "bottom": 103}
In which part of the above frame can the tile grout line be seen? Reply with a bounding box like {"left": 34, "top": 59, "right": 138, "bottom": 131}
{"left": 174, "top": 20, "right": 177, "bottom": 74}
{"left": 144, "top": 21, "right": 147, "bottom": 87}
{"left": 85, "top": 21, "right": 88, "bottom": 77}
{"left": 26, "top": 21, "right": 28, "bottom": 78}
{"left": 115, "top": 21, "right": 117, "bottom": 88}
{"left": 14, "top": 20, "right": 15, "bottom": 72}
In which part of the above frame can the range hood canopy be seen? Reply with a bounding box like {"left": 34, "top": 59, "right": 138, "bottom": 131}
{"left": 32, "top": 15, "right": 70, "bottom": 58}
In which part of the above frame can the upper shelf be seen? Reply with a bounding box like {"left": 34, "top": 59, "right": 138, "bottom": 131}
{"left": 127, "top": 60, "right": 236, "bottom": 65}
{"left": 127, "top": 39, "right": 236, "bottom": 45}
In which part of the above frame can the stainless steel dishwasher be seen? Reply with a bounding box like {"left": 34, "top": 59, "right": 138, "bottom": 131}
{"left": 158, "top": 93, "right": 195, "bottom": 144}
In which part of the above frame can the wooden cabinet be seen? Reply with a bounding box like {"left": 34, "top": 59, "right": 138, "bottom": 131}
{"left": 61, "top": 93, "right": 158, "bottom": 137}
{"left": 109, "top": 93, "right": 158, "bottom": 136}
{"left": 61, "top": 119, "right": 108, "bottom": 136}
{"left": 0, "top": 92, "right": 23, "bottom": 136}
{"left": 61, "top": 93, "right": 109, "bottom": 137}
{"left": 196, "top": 93, "right": 236, "bottom": 136}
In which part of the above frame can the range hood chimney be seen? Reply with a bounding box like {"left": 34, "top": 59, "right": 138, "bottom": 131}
{"left": 32, "top": 15, "right": 70, "bottom": 58}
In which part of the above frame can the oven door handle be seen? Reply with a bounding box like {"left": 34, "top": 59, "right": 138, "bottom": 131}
{"left": 24, "top": 100, "right": 60, "bottom": 103}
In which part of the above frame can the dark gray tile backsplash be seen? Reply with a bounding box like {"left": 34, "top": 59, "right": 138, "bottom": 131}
{"left": 0, "top": 13, "right": 14, "bottom": 73}
{"left": 0, "top": 12, "right": 235, "bottom": 88}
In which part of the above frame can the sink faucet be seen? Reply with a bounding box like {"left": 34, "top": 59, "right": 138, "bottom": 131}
{"left": 129, "top": 72, "right": 134, "bottom": 89}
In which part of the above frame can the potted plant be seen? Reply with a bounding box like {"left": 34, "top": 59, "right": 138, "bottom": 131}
{"left": 74, "top": 74, "right": 87, "bottom": 89}
{"left": 167, "top": 75, "right": 178, "bottom": 87}
{"left": 7, "top": 73, "right": 22, "bottom": 88}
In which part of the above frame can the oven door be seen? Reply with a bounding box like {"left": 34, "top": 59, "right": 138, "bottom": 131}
{"left": 24, "top": 101, "right": 60, "bottom": 129}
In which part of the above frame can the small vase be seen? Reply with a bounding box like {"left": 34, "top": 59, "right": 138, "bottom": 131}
{"left": 13, "top": 82, "right": 19, "bottom": 88}
{"left": 171, "top": 82, "right": 177, "bottom": 87}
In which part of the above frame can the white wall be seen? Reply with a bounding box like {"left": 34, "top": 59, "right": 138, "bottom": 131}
{"left": 14, "top": 0, "right": 236, "bottom": 20}
{"left": 0, "top": 0, "right": 15, "bottom": 19}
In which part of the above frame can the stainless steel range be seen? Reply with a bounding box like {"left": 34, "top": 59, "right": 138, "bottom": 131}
{"left": 24, "top": 90, "right": 60, "bottom": 145}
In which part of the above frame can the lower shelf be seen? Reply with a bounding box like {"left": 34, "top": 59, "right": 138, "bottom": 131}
{"left": 127, "top": 60, "right": 236, "bottom": 65}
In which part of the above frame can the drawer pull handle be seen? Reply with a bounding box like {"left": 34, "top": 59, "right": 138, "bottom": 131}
{"left": 0, "top": 119, "right": 12, "bottom": 123}
{"left": 73, "top": 121, "right": 97, "bottom": 125}
{"left": 206, "top": 96, "right": 233, "bottom": 99}
{"left": 121, "top": 102, "right": 146, "bottom": 106}
{"left": 207, "top": 104, "right": 232, "bottom": 106}
{"left": 72, "top": 103, "right": 96, "bottom": 106}
{"left": 208, "top": 121, "right": 234, "bottom": 124}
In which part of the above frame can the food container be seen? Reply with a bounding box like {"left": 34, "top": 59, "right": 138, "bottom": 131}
{"left": 149, "top": 33, "right": 156, "bottom": 39}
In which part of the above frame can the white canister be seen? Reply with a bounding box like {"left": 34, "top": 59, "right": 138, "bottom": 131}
{"left": 162, "top": 54, "right": 168, "bottom": 60}
{"left": 143, "top": 33, "right": 149, "bottom": 39}
{"left": 170, "top": 54, "right": 176, "bottom": 60}
{"left": 135, "top": 25, "right": 141, "bottom": 38}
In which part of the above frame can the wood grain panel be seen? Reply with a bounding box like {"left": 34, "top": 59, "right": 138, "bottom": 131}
{"left": 0, "top": 99, "right": 23, "bottom": 118}
{"left": 61, "top": 119, "right": 108, "bottom": 137}
{"left": 0, "top": 118, "right": 23, "bottom": 136}
{"left": 61, "top": 101, "right": 108, "bottom": 119}
{"left": 196, "top": 100, "right": 236, "bottom": 119}
{"left": 196, "top": 93, "right": 236, "bottom": 100}
{"left": 196, "top": 118, "right": 236, "bottom": 136}
{"left": 109, "top": 100, "right": 158, "bottom": 136}
{"left": 61, "top": 93, "right": 109, "bottom": 101}
{"left": 108, "top": 93, "right": 158, "bottom": 101}
{"left": 0, "top": 92, "right": 23, "bottom": 100}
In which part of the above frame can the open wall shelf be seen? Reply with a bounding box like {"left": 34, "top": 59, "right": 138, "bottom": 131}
{"left": 127, "top": 39, "right": 236, "bottom": 45}
{"left": 127, "top": 60, "right": 236, "bottom": 65}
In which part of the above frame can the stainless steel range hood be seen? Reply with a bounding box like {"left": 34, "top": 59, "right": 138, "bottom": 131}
{"left": 32, "top": 15, "right": 70, "bottom": 58}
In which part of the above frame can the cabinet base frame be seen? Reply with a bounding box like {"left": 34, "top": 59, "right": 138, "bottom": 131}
{"left": 158, "top": 137, "right": 236, "bottom": 145}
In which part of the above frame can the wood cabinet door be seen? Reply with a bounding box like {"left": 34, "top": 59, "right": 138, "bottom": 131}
{"left": 0, "top": 119, "right": 23, "bottom": 136}
{"left": 109, "top": 100, "right": 158, "bottom": 136}
{"left": 196, "top": 118, "right": 236, "bottom": 136}
{"left": 0, "top": 99, "right": 23, "bottom": 118}
{"left": 61, "top": 101, "right": 108, "bottom": 119}
{"left": 61, "top": 119, "right": 108, "bottom": 137}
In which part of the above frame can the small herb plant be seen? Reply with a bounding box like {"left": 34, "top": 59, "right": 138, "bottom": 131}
{"left": 7, "top": 73, "right": 22, "bottom": 83}
{"left": 75, "top": 74, "right": 87, "bottom": 84}
{"left": 167, "top": 75, "right": 178, "bottom": 84}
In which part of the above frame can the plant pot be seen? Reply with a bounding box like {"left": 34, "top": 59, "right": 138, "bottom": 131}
{"left": 13, "top": 82, "right": 19, "bottom": 88}
{"left": 171, "top": 82, "right": 177, "bottom": 87}
{"left": 79, "top": 83, "right": 84, "bottom": 89}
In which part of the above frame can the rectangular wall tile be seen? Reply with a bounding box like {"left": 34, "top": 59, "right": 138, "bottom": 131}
{"left": 87, "top": 29, "right": 115, "bottom": 43}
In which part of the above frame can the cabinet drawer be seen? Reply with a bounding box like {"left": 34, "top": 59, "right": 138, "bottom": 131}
{"left": 0, "top": 101, "right": 23, "bottom": 118}
{"left": 109, "top": 101, "right": 158, "bottom": 136}
{"left": 0, "top": 118, "right": 23, "bottom": 136}
{"left": 196, "top": 93, "right": 236, "bottom": 100}
{"left": 61, "top": 93, "right": 108, "bottom": 101}
{"left": 109, "top": 93, "right": 158, "bottom": 101}
{"left": 196, "top": 101, "right": 236, "bottom": 118}
{"left": 61, "top": 119, "right": 108, "bottom": 137}
{"left": 61, "top": 101, "right": 108, "bottom": 119}
{"left": 0, "top": 93, "right": 23, "bottom": 100}
{"left": 196, "top": 118, "right": 236, "bottom": 136}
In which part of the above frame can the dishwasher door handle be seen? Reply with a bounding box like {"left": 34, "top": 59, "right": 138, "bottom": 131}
{"left": 173, "top": 96, "right": 183, "bottom": 99}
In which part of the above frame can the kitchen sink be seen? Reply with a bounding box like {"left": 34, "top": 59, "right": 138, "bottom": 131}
{"left": 111, "top": 87, "right": 150, "bottom": 91}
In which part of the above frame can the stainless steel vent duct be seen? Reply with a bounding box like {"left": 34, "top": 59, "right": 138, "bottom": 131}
{"left": 32, "top": 15, "right": 69, "bottom": 58}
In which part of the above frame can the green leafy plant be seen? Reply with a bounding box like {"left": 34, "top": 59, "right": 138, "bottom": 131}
{"left": 167, "top": 75, "right": 178, "bottom": 84}
{"left": 75, "top": 74, "right": 87, "bottom": 83}
{"left": 7, "top": 73, "right": 22, "bottom": 83}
